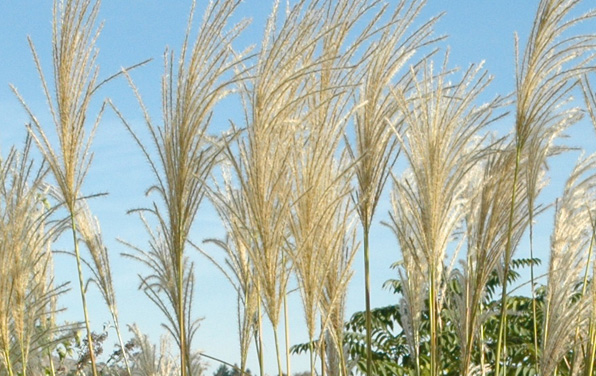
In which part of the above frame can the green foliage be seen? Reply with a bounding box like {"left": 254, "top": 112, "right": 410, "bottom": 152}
{"left": 292, "top": 258, "right": 555, "bottom": 375}
{"left": 345, "top": 258, "right": 548, "bottom": 375}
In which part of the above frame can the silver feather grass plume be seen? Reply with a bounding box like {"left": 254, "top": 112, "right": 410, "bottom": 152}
{"left": 74, "top": 199, "right": 132, "bottom": 375}
{"left": 216, "top": 2, "right": 340, "bottom": 373}
{"left": 581, "top": 73, "right": 596, "bottom": 375}
{"left": 10, "top": 0, "right": 106, "bottom": 374}
{"left": 388, "top": 55, "right": 505, "bottom": 374}
{"left": 540, "top": 154, "right": 596, "bottom": 376}
{"left": 283, "top": 1, "right": 367, "bottom": 373}
{"left": 74, "top": 201, "right": 115, "bottom": 312}
{"left": 288, "top": 145, "right": 356, "bottom": 370}
{"left": 198, "top": 234, "right": 258, "bottom": 375}
{"left": 130, "top": 324, "right": 177, "bottom": 376}
{"left": 0, "top": 139, "right": 66, "bottom": 376}
{"left": 350, "top": 0, "right": 442, "bottom": 231}
{"left": 492, "top": 1, "right": 596, "bottom": 372}
{"left": 12, "top": 0, "right": 103, "bottom": 213}
{"left": 513, "top": 0, "right": 596, "bottom": 277}
{"left": 515, "top": 0, "right": 596, "bottom": 153}
{"left": 112, "top": 1, "right": 247, "bottom": 375}
{"left": 319, "top": 226, "right": 358, "bottom": 375}
{"left": 345, "top": 1, "right": 443, "bottom": 371}
{"left": 455, "top": 143, "right": 533, "bottom": 374}
{"left": 203, "top": 162, "right": 259, "bottom": 374}
{"left": 128, "top": 324, "right": 209, "bottom": 376}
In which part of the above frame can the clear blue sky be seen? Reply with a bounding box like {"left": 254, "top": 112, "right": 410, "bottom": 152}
{"left": 1, "top": 1, "right": 594, "bottom": 374}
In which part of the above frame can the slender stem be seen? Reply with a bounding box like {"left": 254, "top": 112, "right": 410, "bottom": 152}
{"left": 320, "top": 327, "right": 326, "bottom": 376}
{"left": 240, "top": 291, "right": 248, "bottom": 373}
{"left": 339, "top": 339, "right": 348, "bottom": 376}
{"left": 363, "top": 225, "right": 373, "bottom": 375}
{"left": 3, "top": 348, "right": 15, "bottom": 376}
{"left": 586, "top": 324, "right": 596, "bottom": 376}
{"left": 429, "top": 266, "right": 438, "bottom": 376}
{"left": 320, "top": 351, "right": 326, "bottom": 376}
{"left": 587, "top": 248, "right": 596, "bottom": 376}
{"left": 415, "top": 336, "right": 421, "bottom": 376}
{"left": 20, "top": 341, "right": 27, "bottom": 376}
{"left": 273, "top": 327, "right": 283, "bottom": 376}
{"left": 284, "top": 274, "right": 291, "bottom": 376}
{"left": 462, "top": 303, "right": 478, "bottom": 374}
{"left": 199, "top": 352, "right": 252, "bottom": 375}
{"left": 571, "top": 213, "right": 596, "bottom": 374}
{"left": 111, "top": 312, "right": 132, "bottom": 376}
{"left": 178, "top": 246, "right": 187, "bottom": 376}
{"left": 257, "top": 302, "right": 264, "bottom": 376}
{"left": 480, "top": 316, "right": 486, "bottom": 376}
{"left": 71, "top": 215, "right": 98, "bottom": 376}
{"left": 48, "top": 346, "right": 56, "bottom": 376}
{"left": 528, "top": 203, "right": 539, "bottom": 374}
{"left": 309, "top": 339, "right": 315, "bottom": 376}
{"left": 495, "top": 143, "right": 522, "bottom": 376}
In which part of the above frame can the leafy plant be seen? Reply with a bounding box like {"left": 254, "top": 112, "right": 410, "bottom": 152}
{"left": 294, "top": 258, "right": 544, "bottom": 375}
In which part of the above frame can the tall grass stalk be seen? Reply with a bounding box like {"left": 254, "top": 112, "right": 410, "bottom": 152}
{"left": 494, "top": 1, "right": 596, "bottom": 373}
{"left": 569, "top": 210, "right": 596, "bottom": 375}
{"left": 113, "top": 1, "right": 247, "bottom": 374}
{"left": 256, "top": 297, "right": 264, "bottom": 376}
{"left": 540, "top": 156, "right": 596, "bottom": 375}
{"left": 10, "top": 0, "right": 108, "bottom": 374}
{"left": 199, "top": 233, "right": 259, "bottom": 375}
{"left": 283, "top": 293, "right": 291, "bottom": 376}
{"left": 215, "top": 0, "right": 343, "bottom": 372}
{"left": 457, "top": 143, "right": 532, "bottom": 375}
{"left": 75, "top": 201, "right": 131, "bottom": 376}
{"left": 584, "top": 220, "right": 596, "bottom": 376}
{"left": 284, "top": 0, "right": 373, "bottom": 372}
{"left": 0, "top": 139, "right": 65, "bottom": 376}
{"left": 582, "top": 74, "right": 596, "bottom": 376}
{"left": 389, "top": 56, "right": 503, "bottom": 375}
{"left": 346, "top": 1, "right": 442, "bottom": 372}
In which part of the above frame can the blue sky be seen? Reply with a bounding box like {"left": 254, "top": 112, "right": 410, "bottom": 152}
{"left": 1, "top": 1, "right": 595, "bottom": 375}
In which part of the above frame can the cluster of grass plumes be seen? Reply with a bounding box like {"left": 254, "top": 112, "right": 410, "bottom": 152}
{"left": 207, "top": 0, "right": 444, "bottom": 374}
{"left": 211, "top": 1, "right": 325, "bottom": 372}
{"left": 112, "top": 1, "right": 248, "bottom": 375}
{"left": 0, "top": 139, "right": 66, "bottom": 376}
{"left": 6, "top": 0, "right": 596, "bottom": 375}
{"left": 10, "top": 0, "right": 107, "bottom": 374}
{"left": 387, "top": 55, "right": 507, "bottom": 376}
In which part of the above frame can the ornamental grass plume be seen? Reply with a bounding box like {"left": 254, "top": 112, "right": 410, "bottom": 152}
{"left": 582, "top": 74, "right": 596, "bottom": 375}
{"left": 455, "top": 143, "right": 532, "bottom": 375}
{"left": 10, "top": 0, "right": 105, "bottom": 374}
{"left": 319, "top": 235, "right": 357, "bottom": 376}
{"left": 288, "top": 128, "right": 356, "bottom": 374}
{"left": 129, "top": 325, "right": 178, "bottom": 376}
{"left": 346, "top": 1, "right": 442, "bottom": 371}
{"left": 127, "top": 324, "right": 209, "bottom": 376}
{"left": 202, "top": 184, "right": 260, "bottom": 376}
{"left": 495, "top": 1, "right": 596, "bottom": 372}
{"left": 388, "top": 57, "right": 505, "bottom": 376}
{"left": 0, "top": 139, "right": 66, "bottom": 376}
{"left": 284, "top": 0, "right": 369, "bottom": 373}
{"left": 215, "top": 1, "right": 342, "bottom": 373}
{"left": 112, "top": 1, "right": 247, "bottom": 375}
{"left": 75, "top": 200, "right": 131, "bottom": 375}
{"left": 540, "top": 155, "right": 596, "bottom": 376}
{"left": 207, "top": 162, "right": 265, "bottom": 375}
